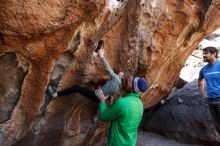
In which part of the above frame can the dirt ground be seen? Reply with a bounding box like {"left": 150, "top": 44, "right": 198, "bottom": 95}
{"left": 137, "top": 131, "right": 202, "bottom": 146}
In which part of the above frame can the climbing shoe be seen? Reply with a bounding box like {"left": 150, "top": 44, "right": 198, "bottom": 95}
{"left": 48, "top": 86, "right": 58, "bottom": 99}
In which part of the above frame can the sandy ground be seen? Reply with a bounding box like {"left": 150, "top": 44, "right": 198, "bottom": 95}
{"left": 137, "top": 131, "right": 203, "bottom": 146}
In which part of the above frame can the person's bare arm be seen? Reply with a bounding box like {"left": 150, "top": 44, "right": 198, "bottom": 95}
{"left": 198, "top": 79, "right": 206, "bottom": 98}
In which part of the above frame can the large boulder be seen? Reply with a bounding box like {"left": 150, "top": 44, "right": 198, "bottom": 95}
{"left": 143, "top": 80, "right": 220, "bottom": 145}
{"left": 0, "top": 0, "right": 219, "bottom": 145}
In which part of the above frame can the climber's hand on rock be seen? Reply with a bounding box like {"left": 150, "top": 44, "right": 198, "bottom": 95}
{"left": 98, "top": 48, "right": 104, "bottom": 58}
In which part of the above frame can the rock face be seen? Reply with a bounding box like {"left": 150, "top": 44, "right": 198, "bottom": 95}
{"left": 0, "top": 0, "right": 220, "bottom": 145}
{"left": 0, "top": 53, "right": 28, "bottom": 123}
{"left": 143, "top": 80, "right": 220, "bottom": 146}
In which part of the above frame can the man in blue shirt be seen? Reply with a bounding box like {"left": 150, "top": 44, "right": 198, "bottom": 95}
{"left": 198, "top": 46, "right": 220, "bottom": 131}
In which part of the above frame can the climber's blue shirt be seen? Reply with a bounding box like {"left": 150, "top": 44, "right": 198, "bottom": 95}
{"left": 199, "top": 60, "right": 220, "bottom": 98}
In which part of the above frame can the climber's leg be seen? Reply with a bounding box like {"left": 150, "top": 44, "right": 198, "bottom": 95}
{"left": 57, "top": 84, "right": 100, "bottom": 103}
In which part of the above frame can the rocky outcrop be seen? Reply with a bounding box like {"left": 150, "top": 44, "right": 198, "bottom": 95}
{"left": 0, "top": 0, "right": 220, "bottom": 145}
{"left": 143, "top": 80, "right": 220, "bottom": 146}
{"left": 0, "top": 53, "right": 28, "bottom": 124}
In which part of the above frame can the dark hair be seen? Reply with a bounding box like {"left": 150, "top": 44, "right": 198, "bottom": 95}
{"left": 203, "top": 46, "right": 218, "bottom": 58}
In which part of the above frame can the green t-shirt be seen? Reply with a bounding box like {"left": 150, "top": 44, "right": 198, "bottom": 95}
{"left": 99, "top": 93, "right": 144, "bottom": 146}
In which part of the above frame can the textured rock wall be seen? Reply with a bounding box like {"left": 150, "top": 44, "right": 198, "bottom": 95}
{"left": 0, "top": 0, "right": 220, "bottom": 145}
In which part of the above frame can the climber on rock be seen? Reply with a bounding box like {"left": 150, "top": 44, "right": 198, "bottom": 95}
{"left": 48, "top": 40, "right": 124, "bottom": 103}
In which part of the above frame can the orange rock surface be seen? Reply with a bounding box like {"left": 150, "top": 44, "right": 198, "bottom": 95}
{"left": 0, "top": 0, "right": 219, "bottom": 145}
